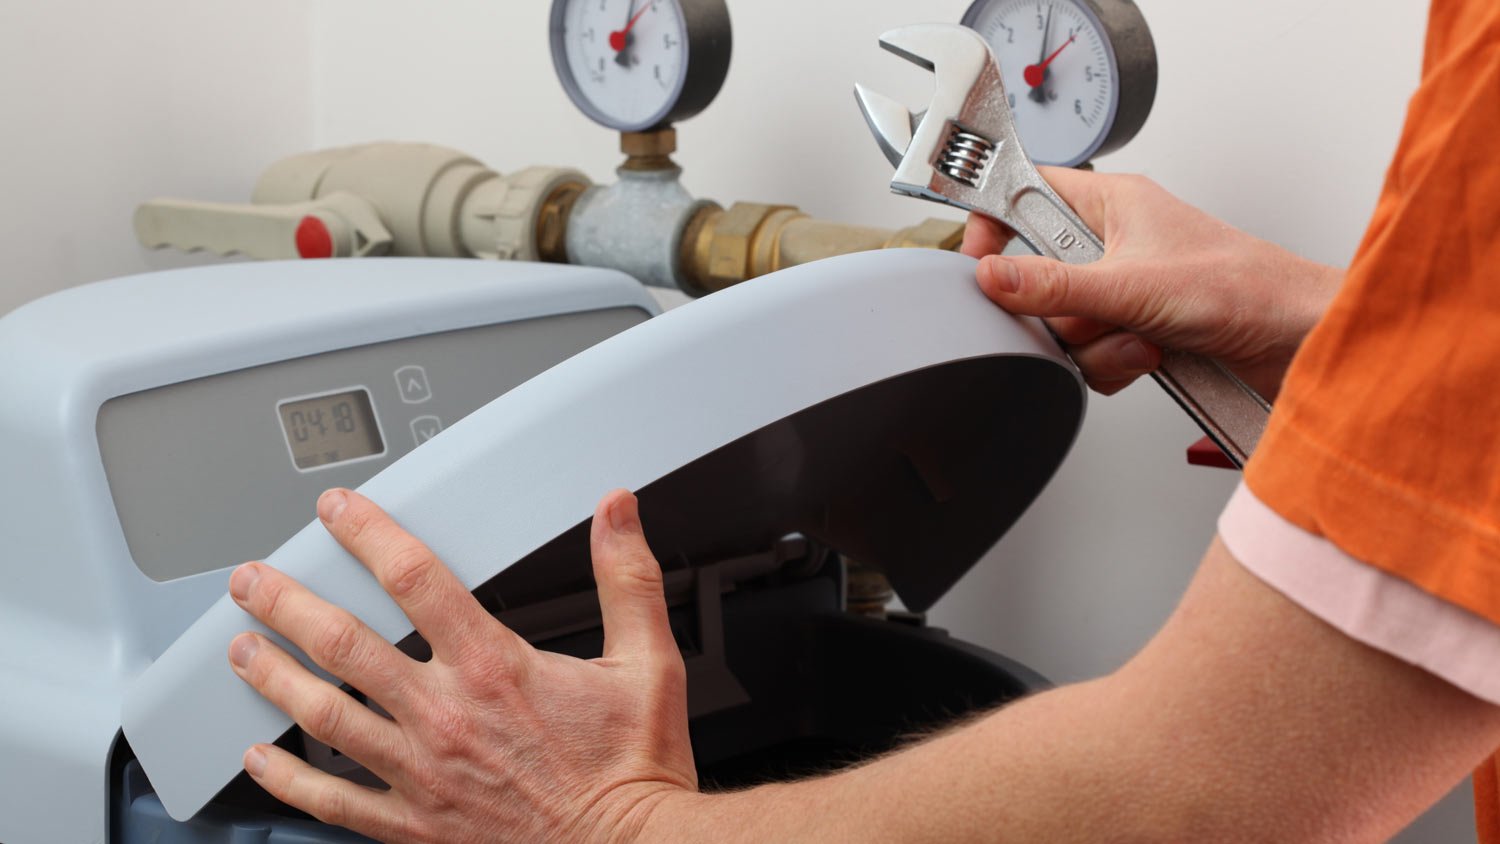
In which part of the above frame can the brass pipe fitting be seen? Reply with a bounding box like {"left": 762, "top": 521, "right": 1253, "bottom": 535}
{"left": 619, "top": 128, "right": 679, "bottom": 172}
{"left": 680, "top": 201, "right": 965, "bottom": 297}
{"left": 885, "top": 218, "right": 968, "bottom": 251}
{"left": 843, "top": 556, "right": 896, "bottom": 620}
{"left": 535, "top": 181, "right": 587, "bottom": 263}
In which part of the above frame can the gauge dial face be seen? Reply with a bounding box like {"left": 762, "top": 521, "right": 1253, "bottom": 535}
{"left": 552, "top": 0, "right": 690, "bottom": 132}
{"left": 964, "top": 0, "right": 1119, "bottom": 167}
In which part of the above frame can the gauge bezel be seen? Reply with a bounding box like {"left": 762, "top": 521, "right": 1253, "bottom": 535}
{"left": 961, "top": 0, "right": 1156, "bottom": 166}
{"left": 549, "top": 0, "right": 732, "bottom": 133}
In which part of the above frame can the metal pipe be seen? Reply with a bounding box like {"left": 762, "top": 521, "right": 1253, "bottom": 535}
{"left": 133, "top": 132, "right": 966, "bottom": 295}
{"left": 679, "top": 201, "right": 964, "bottom": 296}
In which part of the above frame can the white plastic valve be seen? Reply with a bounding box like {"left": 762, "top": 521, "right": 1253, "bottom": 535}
{"left": 136, "top": 144, "right": 590, "bottom": 264}
{"left": 134, "top": 192, "right": 392, "bottom": 260}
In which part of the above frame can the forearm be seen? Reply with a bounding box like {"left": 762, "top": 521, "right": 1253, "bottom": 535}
{"left": 1248, "top": 254, "right": 1345, "bottom": 401}
{"left": 641, "top": 540, "right": 1500, "bottom": 842}
{"left": 647, "top": 679, "right": 1136, "bottom": 842}
{"left": 648, "top": 677, "right": 1215, "bottom": 842}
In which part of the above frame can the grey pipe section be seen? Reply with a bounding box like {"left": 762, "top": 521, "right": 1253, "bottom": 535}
{"left": 565, "top": 166, "right": 717, "bottom": 289}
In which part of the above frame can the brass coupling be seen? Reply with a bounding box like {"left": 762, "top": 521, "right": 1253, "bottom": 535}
{"left": 679, "top": 202, "right": 800, "bottom": 296}
{"left": 535, "top": 181, "right": 587, "bottom": 263}
{"left": 885, "top": 218, "right": 969, "bottom": 251}
{"left": 843, "top": 556, "right": 896, "bottom": 620}
{"left": 680, "top": 201, "right": 966, "bottom": 297}
{"left": 619, "top": 128, "right": 678, "bottom": 172}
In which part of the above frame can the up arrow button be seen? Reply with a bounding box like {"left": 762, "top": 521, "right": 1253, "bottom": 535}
{"left": 394, "top": 365, "right": 432, "bottom": 404}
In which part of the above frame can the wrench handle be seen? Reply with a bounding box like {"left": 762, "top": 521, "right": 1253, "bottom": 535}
{"left": 1000, "top": 175, "right": 1269, "bottom": 468}
{"left": 1149, "top": 352, "right": 1270, "bottom": 468}
{"left": 1004, "top": 181, "right": 1105, "bottom": 265}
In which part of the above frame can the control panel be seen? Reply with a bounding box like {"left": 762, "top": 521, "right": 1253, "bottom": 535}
{"left": 98, "top": 308, "right": 645, "bottom": 582}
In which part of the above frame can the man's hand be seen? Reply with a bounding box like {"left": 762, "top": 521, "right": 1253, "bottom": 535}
{"left": 962, "top": 168, "right": 1343, "bottom": 399}
{"left": 226, "top": 488, "right": 694, "bottom": 843}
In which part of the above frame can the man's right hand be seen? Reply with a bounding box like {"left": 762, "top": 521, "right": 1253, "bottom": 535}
{"left": 961, "top": 168, "right": 1343, "bottom": 400}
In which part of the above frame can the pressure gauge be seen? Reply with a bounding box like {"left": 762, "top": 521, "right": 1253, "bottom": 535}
{"left": 550, "top": 0, "right": 731, "bottom": 133}
{"left": 961, "top": 0, "right": 1156, "bottom": 167}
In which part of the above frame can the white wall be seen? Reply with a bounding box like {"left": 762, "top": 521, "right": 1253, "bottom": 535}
{"left": 0, "top": 0, "right": 1470, "bottom": 839}
{"left": 0, "top": 1, "right": 313, "bottom": 316}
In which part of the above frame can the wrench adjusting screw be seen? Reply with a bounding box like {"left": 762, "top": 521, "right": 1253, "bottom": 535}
{"left": 937, "top": 125, "right": 996, "bottom": 187}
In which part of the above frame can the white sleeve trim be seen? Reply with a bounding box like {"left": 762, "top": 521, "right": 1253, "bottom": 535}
{"left": 1219, "top": 481, "right": 1500, "bottom": 706}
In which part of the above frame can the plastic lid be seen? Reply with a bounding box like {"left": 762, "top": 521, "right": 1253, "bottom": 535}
{"left": 125, "top": 249, "right": 1084, "bottom": 820}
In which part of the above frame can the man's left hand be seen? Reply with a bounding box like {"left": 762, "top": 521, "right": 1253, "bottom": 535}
{"left": 226, "top": 488, "right": 695, "bottom": 843}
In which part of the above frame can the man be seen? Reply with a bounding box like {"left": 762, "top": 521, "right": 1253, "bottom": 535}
{"left": 217, "top": 0, "right": 1500, "bottom": 839}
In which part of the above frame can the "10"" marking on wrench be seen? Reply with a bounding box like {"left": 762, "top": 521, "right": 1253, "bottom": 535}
{"left": 1052, "top": 228, "right": 1088, "bottom": 251}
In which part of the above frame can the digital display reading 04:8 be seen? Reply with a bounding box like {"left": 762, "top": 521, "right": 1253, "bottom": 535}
{"left": 277, "top": 388, "right": 384, "bottom": 470}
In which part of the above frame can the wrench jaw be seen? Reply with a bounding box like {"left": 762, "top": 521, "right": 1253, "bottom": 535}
{"left": 857, "top": 24, "right": 1028, "bottom": 219}
{"left": 853, "top": 83, "right": 916, "bottom": 171}
{"left": 853, "top": 82, "right": 950, "bottom": 207}
{"left": 893, "top": 97, "right": 1012, "bottom": 216}
{"left": 854, "top": 80, "right": 962, "bottom": 209}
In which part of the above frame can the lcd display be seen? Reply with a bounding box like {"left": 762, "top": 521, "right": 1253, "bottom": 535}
{"left": 277, "top": 388, "right": 384, "bottom": 470}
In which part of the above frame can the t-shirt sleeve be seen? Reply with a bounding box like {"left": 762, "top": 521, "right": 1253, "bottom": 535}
{"left": 1244, "top": 0, "right": 1500, "bottom": 630}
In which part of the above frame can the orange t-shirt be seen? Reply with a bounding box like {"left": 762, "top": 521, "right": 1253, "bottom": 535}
{"left": 1242, "top": 0, "right": 1500, "bottom": 837}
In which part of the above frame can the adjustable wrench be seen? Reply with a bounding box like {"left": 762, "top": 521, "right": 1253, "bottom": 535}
{"left": 855, "top": 23, "right": 1269, "bottom": 468}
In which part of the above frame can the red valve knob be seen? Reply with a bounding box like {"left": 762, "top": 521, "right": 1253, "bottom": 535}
{"left": 294, "top": 216, "right": 334, "bottom": 259}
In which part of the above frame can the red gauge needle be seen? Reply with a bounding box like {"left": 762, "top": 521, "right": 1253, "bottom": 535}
{"left": 1023, "top": 34, "right": 1076, "bottom": 89}
{"left": 609, "top": 3, "right": 652, "bottom": 52}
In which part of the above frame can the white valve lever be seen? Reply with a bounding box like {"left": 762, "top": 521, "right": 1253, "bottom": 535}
{"left": 134, "top": 192, "right": 393, "bottom": 260}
